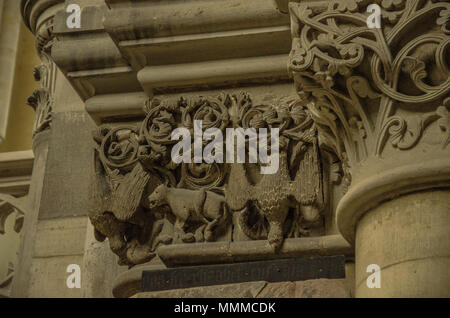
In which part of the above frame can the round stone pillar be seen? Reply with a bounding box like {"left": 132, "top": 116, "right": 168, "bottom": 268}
{"left": 334, "top": 157, "right": 450, "bottom": 297}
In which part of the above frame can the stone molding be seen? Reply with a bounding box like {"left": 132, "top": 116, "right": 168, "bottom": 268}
{"left": 0, "top": 150, "right": 34, "bottom": 196}
{"left": 157, "top": 234, "right": 351, "bottom": 267}
{"left": 22, "top": 0, "right": 294, "bottom": 122}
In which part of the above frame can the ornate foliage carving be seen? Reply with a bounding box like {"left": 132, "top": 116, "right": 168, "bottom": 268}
{"left": 27, "top": 55, "right": 55, "bottom": 137}
{"left": 288, "top": 0, "right": 450, "bottom": 179}
{"left": 90, "top": 93, "right": 326, "bottom": 266}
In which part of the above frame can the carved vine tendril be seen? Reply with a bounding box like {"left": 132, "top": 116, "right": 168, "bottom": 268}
{"left": 289, "top": 0, "right": 450, "bottom": 172}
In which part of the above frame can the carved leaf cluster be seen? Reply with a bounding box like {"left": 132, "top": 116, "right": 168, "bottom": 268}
{"left": 289, "top": 0, "right": 450, "bottom": 181}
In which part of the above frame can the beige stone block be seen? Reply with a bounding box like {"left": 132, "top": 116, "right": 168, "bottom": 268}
{"left": 33, "top": 217, "right": 88, "bottom": 258}
{"left": 28, "top": 255, "right": 84, "bottom": 298}
{"left": 256, "top": 282, "right": 296, "bottom": 298}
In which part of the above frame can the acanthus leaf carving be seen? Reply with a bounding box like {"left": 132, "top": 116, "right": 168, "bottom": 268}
{"left": 288, "top": 0, "right": 450, "bottom": 183}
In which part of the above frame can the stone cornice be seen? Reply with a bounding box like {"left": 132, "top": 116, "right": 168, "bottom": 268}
{"left": 19, "top": 0, "right": 301, "bottom": 125}
{"left": 0, "top": 151, "right": 34, "bottom": 196}
{"left": 23, "top": 0, "right": 295, "bottom": 122}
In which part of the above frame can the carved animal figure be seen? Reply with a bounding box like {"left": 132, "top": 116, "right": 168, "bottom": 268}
{"left": 147, "top": 184, "right": 229, "bottom": 243}
{"left": 90, "top": 149, "right": 156, "bottom": 266}
{"left": 225, "top": 144, "right": 323, "bottom": 250}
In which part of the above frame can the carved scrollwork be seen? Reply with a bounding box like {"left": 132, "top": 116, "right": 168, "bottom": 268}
{"left": 90, "top": 93, "right": 327, "bottom": 266}
{"left": 289, "top": 0, "right": 450, "bottom": 178}
{"left": 97, "top": 126, "right": 140, "bottom": 171}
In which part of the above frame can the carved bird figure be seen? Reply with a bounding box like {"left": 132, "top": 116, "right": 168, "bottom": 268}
{"left": 225, "top": 138, "right": 323, "bottom": 250}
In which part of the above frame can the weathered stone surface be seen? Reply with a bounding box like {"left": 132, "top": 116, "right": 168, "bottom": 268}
{"left": 39, "top": 112, "right": 96, "bottom": 220}
{"left": 256, "top": 282, "right": 296, "bottom": 298}
{"left": 28, "top": 255, "right": 84, "bottom": 298}
{"left": 82, "top": 221, "right": 124, "bottom": 298}
{"left": 294, "top": 279, "right": 350, "bottom": 298}
{"left": 356, "top": 190, "right": 450, "bottom": 298}
{"left": 11, "top": 131, "right": 51, "bottom": 297}
{"left": 33, "top": 216, "right": 88, "bottom": 258}
{"left": 255, "top": 279, "right": 350, "bottom": 298}
{"left": 135, "top": 282, "right": 267, "bottom": 298}
{"left": 135, "top": 278, "right": 352, "bottom": 298}
{"left": 89, "top": 92, "right": 332, "bottom": 267}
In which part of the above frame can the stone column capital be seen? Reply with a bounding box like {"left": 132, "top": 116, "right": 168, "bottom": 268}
{"left": 288, "top": 0, "right": 450, "bottom": 243}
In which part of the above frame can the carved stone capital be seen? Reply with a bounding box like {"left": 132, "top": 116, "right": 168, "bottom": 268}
{"left": 288, "top": 0, "right": 450, "bottom": 243}
{"left": 89, "top": 92, "right": 351, "bottom": 267}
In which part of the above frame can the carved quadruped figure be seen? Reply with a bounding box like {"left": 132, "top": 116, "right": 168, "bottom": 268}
{"left": 147, "top": 184, "right": 229, "bottom": 243}
{"left": 89, "top": 92, "right": 327, "bottom": 266}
